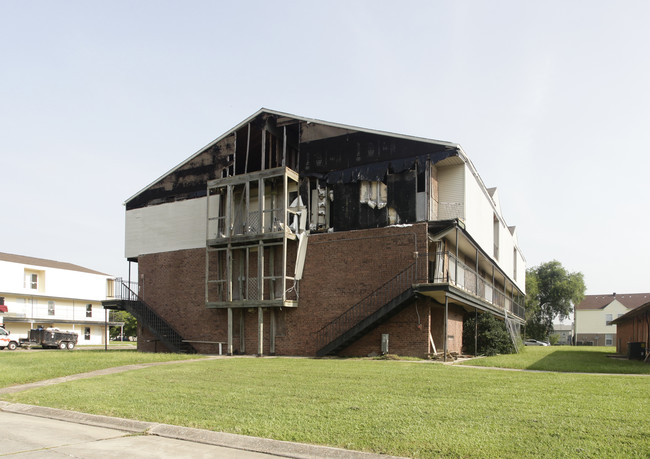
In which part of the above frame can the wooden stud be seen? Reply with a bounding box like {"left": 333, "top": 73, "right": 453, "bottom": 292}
{"left": 257, "top": 307, "right": 264, "bottom": 356}
{"left": 270, "top": 309, "right": 276, "bottom": 355}
{"left": 239, "top": 310, "right": 245, "bottom": 353}
{"left": 227, "top": 307, "right": 233, "bottom": 355}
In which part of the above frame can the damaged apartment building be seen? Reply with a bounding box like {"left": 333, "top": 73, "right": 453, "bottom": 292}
{"left": 104, "top": 109, "right": 526, "bottom": 358}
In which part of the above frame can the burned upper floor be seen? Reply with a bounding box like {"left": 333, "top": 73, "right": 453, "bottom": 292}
{"left": 125, "top": 109, "right": 460, "bottom": 231}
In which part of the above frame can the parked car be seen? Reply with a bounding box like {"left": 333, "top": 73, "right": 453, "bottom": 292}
{"left": 524, "top": 339, "right": 550, "bottom": 346}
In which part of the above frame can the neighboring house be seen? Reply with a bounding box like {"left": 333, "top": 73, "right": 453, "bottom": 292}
{"left": 104, "top": 108, "right": 526, "bottom": 358}
{"left": 0, "top": 252, "right": 118, "bottom": 345}
{"left": 552, "top": 323, "right": 572, "bottom": 345}
{"left": 611, "top": 302, "right": 649, "bottom": 359}
{"left": 574, "top": 293, "right": 650, "bottom": 346}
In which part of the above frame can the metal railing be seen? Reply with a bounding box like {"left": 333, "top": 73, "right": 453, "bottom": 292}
{"left": 430, "top": 252, "right": 525, "bottom": 320}
{"left": 111, "top": 278, "right": 193, "bottom": 353}
{"left": 315, "top": 262, "right": 422, "bottom": 348}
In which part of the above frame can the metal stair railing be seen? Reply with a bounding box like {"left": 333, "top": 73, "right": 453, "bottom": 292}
{"left": 315, "top": 262, "right": 422, "bottom": 350}
{"left": 114, "top": 278, "right": 195, "bottom": 353}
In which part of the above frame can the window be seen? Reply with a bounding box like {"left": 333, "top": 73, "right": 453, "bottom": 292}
{"left": 605, "top": 314, "right": 613, "bottom": 325}
{"left": 84, "top": 327, "right": 91, "bottom": 340}
{"left": 86, "top": 304, "right": 92, "bottom": 318}
{"left": 605, "top": 334, "right": 614, "bottom": 346}
{"left": 24, "top": 269, "right": 44, "bottom": 291}
{"left": 26, "top": 273, "right": 38, "bottom": 289}
{"left": 48, "top": 301, "right": 55, "bottom": 316}
{"left": 513, "top": 248, "right": 518, "bottom": 281}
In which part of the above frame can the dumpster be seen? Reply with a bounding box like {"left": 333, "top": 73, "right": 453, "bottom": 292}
{"left": 627, "top": 342, "right": 646, "bottom": 360}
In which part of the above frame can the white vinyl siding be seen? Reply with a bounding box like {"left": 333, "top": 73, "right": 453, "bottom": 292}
{"left": 125, "top": 197, "right": 207, "bottom": 258}
{"left": 437, "top": 164, "right": 465, "bottom": 220}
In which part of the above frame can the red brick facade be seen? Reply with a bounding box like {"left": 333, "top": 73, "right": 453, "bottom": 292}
{"left": 136, "top": 223, "right": 467, "bottom": 357}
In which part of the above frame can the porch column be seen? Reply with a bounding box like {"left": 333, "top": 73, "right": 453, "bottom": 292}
{"left": 257, "top": 307, "right": 264, "bottom": 356}
{"left": 444, "top": 295, "right": 449, "bottom": 362}
{"left": 227, "top": 307, "right": 233, "bottom": 355}
{"left": 270, "top": 309, "right": 276, "bottom": 355}
{"left": 474, "top": 308, "right": 478, "bottom": 356}
{"left": 240, "top": 310, "right": 246, "bottom": 353}
{"left": 454, "top": 226, "right": 459, "bottom": 283}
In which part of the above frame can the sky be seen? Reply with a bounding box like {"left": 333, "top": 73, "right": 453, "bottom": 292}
{"left": 1, "top": 1, "right": 649, "bottom": 295}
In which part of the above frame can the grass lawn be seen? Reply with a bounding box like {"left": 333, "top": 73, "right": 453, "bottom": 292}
{"left": 458, "top": 345, "right": 650, "bottom": 374}
{"left": 2, "top": 356, "right": 648, "bottom": 458}
{"left": 0, "top": 349, "right": 201, "bottom": 388}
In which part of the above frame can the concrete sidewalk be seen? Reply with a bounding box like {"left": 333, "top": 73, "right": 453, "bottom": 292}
{"left": 0, "top": 401, "right": 404, "bottom": 458}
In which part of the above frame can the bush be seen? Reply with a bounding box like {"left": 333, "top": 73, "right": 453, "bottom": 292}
{"left": 463, "top": 313, "right": 516, "bottom": 356}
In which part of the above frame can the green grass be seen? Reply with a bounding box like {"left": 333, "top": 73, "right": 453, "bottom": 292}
{"left": 2, "top": 357, "right": 648, "bottom": 458}
{"left": 459, "top": 346, "right": 650, "bottom": 374}
{"left": 0, "top": 349, "right": 201, "bottom": 388}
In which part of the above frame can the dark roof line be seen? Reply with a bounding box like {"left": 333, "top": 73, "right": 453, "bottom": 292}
{"left": 0, "top": 252, "right": 111, "bottom": 276}
{"left": 575, "top": 293, "right": 650, "bottom": 310}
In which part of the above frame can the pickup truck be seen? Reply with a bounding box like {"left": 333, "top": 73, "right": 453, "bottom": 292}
{"left": 0, "top": 326, "right": 19, "bottom": 350}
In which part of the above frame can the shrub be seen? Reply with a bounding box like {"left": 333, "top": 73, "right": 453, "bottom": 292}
{"left": 463, "top": 313, "right": 515, "bottom": 356}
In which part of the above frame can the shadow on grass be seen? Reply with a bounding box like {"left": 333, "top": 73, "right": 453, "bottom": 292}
{"left": 523, "top": 348, "right": 650, "bottom": 374}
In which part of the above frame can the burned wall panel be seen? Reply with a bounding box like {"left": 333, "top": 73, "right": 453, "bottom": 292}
{"left": 387, "top": 171, "right": 416, "bottom": 224}
{"left": 331, "top": 183, "right": 359, "bottom": 232}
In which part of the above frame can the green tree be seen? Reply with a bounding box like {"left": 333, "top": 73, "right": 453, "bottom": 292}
{"left": 525, "top": 260, "right": 585, "bottom": 341}
{"left": 463, "top": 313, "right": 515, "bottom": 356}
{"left": 109, "top": 310, "right": 137, "bottom": 339}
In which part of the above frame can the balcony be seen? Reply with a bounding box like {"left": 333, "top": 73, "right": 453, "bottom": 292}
{"left": 428, "top": 251, "right": 525, "bottom": 320}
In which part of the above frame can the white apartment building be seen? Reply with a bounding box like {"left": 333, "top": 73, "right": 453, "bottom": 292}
{"left": 575, "top": 292, "right": 650, "bottom": 346}
{"left": 0, "top": 252, "right": 117, "bottom": 345}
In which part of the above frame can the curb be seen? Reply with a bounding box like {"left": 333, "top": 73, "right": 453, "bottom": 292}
{"left": 0, "top": 401, "right": 405, "bottom": 459}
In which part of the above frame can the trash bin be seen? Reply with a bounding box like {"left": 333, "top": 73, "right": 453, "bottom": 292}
{"left": 627, "top": 342, "right": 645, "bottom": 360}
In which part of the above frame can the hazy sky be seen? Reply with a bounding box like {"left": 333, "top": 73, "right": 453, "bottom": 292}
{"left": 1, "top": 1, "right": 649, "bottom": 295}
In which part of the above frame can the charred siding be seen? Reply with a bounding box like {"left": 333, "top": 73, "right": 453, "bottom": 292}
{"left": 299, "top": 131, "right": 457, "bottom": 183}
{"left": 126, "top": 135, "right": 235, "bottom": 211}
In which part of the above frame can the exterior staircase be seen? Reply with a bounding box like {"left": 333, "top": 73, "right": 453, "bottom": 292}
{"left": 315, "top": 263, "right": 421, "bottom": 357}
{"left": 103, "top": 279, "right": 196, "bottom": 354}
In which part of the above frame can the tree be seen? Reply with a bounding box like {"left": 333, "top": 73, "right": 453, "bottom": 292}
{"left": 525, "top": 260, "right": 585, "bottom": 341}
{"left": 463, "top": 313, "right": 515, "bottom": 356}
{"left": 109, "top": 310, "right": 137, "bottom": 339}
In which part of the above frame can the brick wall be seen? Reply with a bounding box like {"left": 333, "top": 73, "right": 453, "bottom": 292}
{"left": 576, "top": 333, "right": 612, "bottom": 346}
{"left": 137, "top": 248, "right": 225, "bottom": 354}
{"left": 338, "top": 297, "right": 465, "bottom": 358}
{"left": 274, "top": 223, "right": 429, "bottom": 356}
{"left": 135, "top": 222, "right": 469, "bottom": 357}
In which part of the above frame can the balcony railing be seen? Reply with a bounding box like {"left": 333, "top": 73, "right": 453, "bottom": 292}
{"left": 429, "top": 251, "right": 525, "bottom": 319}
